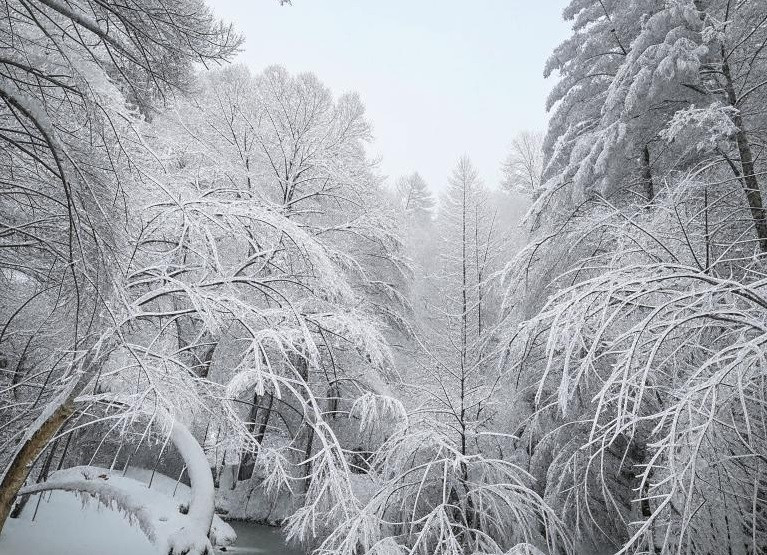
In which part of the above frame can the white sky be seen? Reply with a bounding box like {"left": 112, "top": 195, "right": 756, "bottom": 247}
{"left": 207, "top": 1, "right": 570, "bottom": 191}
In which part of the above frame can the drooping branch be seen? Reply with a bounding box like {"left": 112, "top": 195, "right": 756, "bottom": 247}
{"left": 19, "top": 470, "right": 160, "bottom": 544}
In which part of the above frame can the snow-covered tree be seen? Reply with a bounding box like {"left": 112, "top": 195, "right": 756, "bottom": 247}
{"left": 324, "top": 156, "right": 569, "bottom": 555}
{"left": 501, "top": 131, "right": 544, "bottom": 199}
{"left": 541, "top": 0, "right": 767, "bottom": 252}
{"left": 505, "top": 179, "right": 767, "bottom": 553}
{"left": 395, "top": 172, "right": 436, "bottom": 225}
{"left": 139, "top": 64, "right": 413, "bottom": 540}
{"left": 430, "top": 157, "right": 502, "bottom": 438}
{"left": 542, "top": 0, "right": 655, "bottom": 203}
{"left": 499, "top": 3, "right": 767, "bottom": 554}
{"left": 175, "top": 64, "right": 408, "bottom": 330}
{"left": 7, "top": 1, "right": 767, "bottom": 554}
{"left": 0, "top": 0, "right": 239, "bottom": 542}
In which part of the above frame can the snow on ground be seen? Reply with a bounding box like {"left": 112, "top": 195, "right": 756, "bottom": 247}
{"left": 0, "top": 488, "right": 154, "bottom": 555}
{"left": 0, "top": 467, "right": 241, "bottom": 555}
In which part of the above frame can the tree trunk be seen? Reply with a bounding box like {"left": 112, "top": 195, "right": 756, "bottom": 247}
{"left": 733, "top": 126, "right": 767, "bottom": 253}
{"left": 237, "top": 391, "right": 260, "bottom": 482}
{"left": 197, "top": 340, "right": 217, "bottom": 379}
{"left": 1, "top": 351, "right": 97, "bottom": 532}
{"left": 302, "top": 424, "right": 315, "bottom": 494}
{"left": 722, "top": 51, "right": 767, "bottom": 253}
{"left": 254, "top": 395, "right": 272, "bottom": 451}
{"left": 294, "top": 355, "right": 315, "bottom": 494}
{"left": 642, "top": 144, "right": 654, "bottom": 203}
{"left": 9, "top": 436, "right": 60, "bottom": 519}
{"left": 458, "top": 163, "right": 478, "bottom": 551}
{"left": 0, "top": 398, "right": 74, "bottom": 533}
{"left": 237, "top": 391, "right": 273, "bottom": 482}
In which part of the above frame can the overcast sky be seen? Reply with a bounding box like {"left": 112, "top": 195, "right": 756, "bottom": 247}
{"left": 207, "top": 1, "right": 570, "bottom": 192}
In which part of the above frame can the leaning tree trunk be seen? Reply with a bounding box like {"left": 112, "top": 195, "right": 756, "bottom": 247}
{"left": 0, "top": 351, "right": 97, "bottom": 533}
{"left": 0, "top": 396, "right": 75, "bottom": 533}
{"left": 9, "top": 435, "right": 61, "bottom": 519}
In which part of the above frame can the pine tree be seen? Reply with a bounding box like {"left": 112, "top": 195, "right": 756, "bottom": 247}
{"left": 395, "top": 172, "right": 436, "bottom": 225}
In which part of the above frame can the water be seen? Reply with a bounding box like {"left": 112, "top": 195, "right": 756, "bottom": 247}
{"left": 219, "top": 521, "right": 305, "bottom": 554}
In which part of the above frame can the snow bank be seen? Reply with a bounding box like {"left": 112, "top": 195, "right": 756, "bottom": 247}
{"left": 8, "top": 466, "right": 235, "bottom": 554}
{"left": 0, "top": 489, "right": 151, "bottom": 555}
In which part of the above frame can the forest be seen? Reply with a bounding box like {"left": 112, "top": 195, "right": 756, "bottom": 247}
{"left": 0, "top": 1, "right": 766, "bottom": 554}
